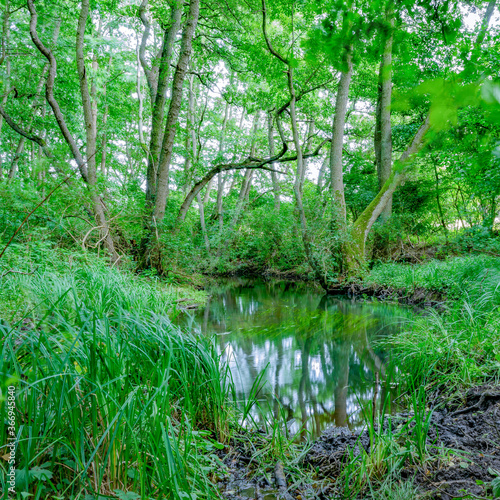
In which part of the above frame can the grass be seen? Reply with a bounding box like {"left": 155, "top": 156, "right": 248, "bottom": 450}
{"left": 366, "top": 255, "right": 500, "bottom": 299}
{"left": 367, "top": 256, "right": 500, "bottom": 391}
{"left": 0, "top": 260, "right": 230, "bottom": 500}
{"left": 2, "top": 250, "right": 499, "bottom": 499}
{"left": 0, "top": 245, "right": 207, "bottom": 323}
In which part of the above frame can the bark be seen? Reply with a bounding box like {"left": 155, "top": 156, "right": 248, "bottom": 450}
{"left": 329, "top": 49, "right": 353, "bottom": 228}
{"left": 76, "top": 1, "right": 119, "bottom": 262}
{"left": 375, "top": 5, "right": 394, "bottom": 219}
{"left": 174, "top": 120, "right": 330, "bottom": 230}
{"left": 286, "top": 69, "right": 327, "bottom": 288}
{"left": 345, "top": 114, "right": 431, "bottom": 274}
{"left": 0, "top": 0, "right": 11, "bottom": 180}
{"left": 27, "top": 0, "right": 88, "bottom": 181}
{"left": 228, "top": 112, "right": 260, "bottom": 231}
{"left": 261, "top": 0, "right": 328, "bottom": 287}
{"left": 317, "top": 154, "right": 329, "bottom": 192}
{"left": 197, "top": 192, "right": 210, "bottom": 252}
{"left": 205, "top": 99, "right": 230, "bottom": 204}
{"left": 8, "top": 18, "right": 61, "bottom": 181}
{"left": 267, "top": 112, "right": 280, "bottom": 210}
{"left": 182, "top": 74, "right": 197, "bottom": 194}
{"left": 145, "top": 4, "right": 183, "bottom": 202}
{"left": 138, "top": 0, "right": 159, "bottom": 105}
{"left": 176, "top": 155, "right": 290, "bottom": 228}
{"left": 215, "top": 102, "right": 231, "bottom": 238}
{"left": 0, "top": 106, "right": 53, "bottom": 159}
{"left": 27, "top": 0, "right": 119, "bottom": 263}
{"left": 153, "top": 0, "right": 200, "bottom": 222}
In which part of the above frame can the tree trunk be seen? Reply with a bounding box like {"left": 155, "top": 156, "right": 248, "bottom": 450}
{"left": 27, "top": 0, "right": 119, "bottom": 263}
{"left": 153, "top": 0, "right": 200, "bottom": 223}
{"left": 286, "top": 69, "right": 327, "bottom": 288}
{"left": 197, "top": 193, "right": 210, "bottom": 252}
{"left": 267, "top": 112, "right": 280, "bottom": 211}
{"left": 144, "top": 4, "right": 183, "bottom": 203}
{"left": 329, "top": 49, "right": 353, "bottom": 228}
{"left": 345, "top": 114, "right": 431, "bottom": 274}
{"left": 316, "top": 154, "right": 329, "bottom": 192}
{"left": 228, "top": 112, "right": 260, "bottom": 232}
{"left": 375, "top": 4, "right": 394, "bottom": 219}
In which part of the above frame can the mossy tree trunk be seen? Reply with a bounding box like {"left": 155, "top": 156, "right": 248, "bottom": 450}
{"left": 345, "top": 114, "right": 431, "bottom": 275}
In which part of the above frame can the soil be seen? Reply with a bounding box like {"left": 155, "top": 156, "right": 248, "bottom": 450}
{"left": 214, "top": 388, "right": 499, "bottom": 500}
{"left": 306, "top": 385, "right": 500, "bottom": 499}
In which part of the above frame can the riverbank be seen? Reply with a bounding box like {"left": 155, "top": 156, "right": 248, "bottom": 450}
{"left": 2, "top": 252, "right": 499, "bottom": 499}
{"left": 307, "top": 256, "right": 500, "bottom": 499}
{"left": 210, "top": 257, "right": 500, "bottom": 500}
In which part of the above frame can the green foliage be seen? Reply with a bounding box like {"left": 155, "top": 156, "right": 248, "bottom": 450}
{"left": 369, "top": 257, "right": 500, "bottom": 390}
{"left": 0, "top": 263, "right": 233, "bottom": 500}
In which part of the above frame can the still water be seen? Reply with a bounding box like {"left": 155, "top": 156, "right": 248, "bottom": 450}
{"left": 177, "top": 278, "right": 412, "bottom": 438}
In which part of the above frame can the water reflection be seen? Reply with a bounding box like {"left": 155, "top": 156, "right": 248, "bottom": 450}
{"left": 177, "top": 278, "right": 412, "bottom": 438}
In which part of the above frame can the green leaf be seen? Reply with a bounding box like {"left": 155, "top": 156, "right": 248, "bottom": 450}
{"left": 113, "top": 490, "right": 141, "bottom": 500}
{"left": 29, "top": 466, "right": 53, "bottom": 481}
{"left": 492, "top": 476, "right": 500, "bottom": 498}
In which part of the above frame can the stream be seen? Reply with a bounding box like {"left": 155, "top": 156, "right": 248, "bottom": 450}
{"left": 177, "top": 278, "right": 413, "bottom": 439}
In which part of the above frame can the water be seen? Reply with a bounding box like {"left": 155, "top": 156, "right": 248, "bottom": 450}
{"left": 177, "top": 278, "right": 412, "bottom": 438}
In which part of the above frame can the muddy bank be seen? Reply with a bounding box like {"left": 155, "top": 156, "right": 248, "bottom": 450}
{"left": 327, "top": 282, "right": 447, "bottom": 308}
{"left": 214, "top": 388, "right": 499, "bottom": 499}
{"left": 307, "top": 385, "right": 500, "bottom": 499}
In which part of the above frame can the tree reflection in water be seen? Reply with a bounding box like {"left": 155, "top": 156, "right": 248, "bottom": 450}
{"left": 176, "top": 278, "right": 413, "bottom": 438}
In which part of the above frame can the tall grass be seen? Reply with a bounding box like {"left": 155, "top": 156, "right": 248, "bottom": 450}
{"left": 0, "top": 266, "right": 233, "bottom": 499}
{"left": 367, "top": 255, "right": 500, "bottom": 300}
{"left": 371, "top": 256, "right": 500, "bottom": 390}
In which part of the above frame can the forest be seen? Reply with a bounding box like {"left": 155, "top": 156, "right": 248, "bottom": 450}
{"left": 0, "top": 0, "right": 500, "bottom": 498}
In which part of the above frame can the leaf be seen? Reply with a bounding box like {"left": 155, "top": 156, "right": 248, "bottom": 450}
{"left": 113, "top": 490, "right": 141, "bottom": 500}
{"left": 459, "top": 462, "right": 469, "bottom": 469}
{"left": 210, "top": 441, "right": 225, "bottom": 450}
{"left": 492, "top": 476, "right": 500, "bottom": 498}
{"left": 489, "top": 467, "right": 500, "bottom": 477}
{"left": 15, "top": 469, "right": 30, "bottom": 489}
{"left": 29, "top": 466, "right": 53, "bottom": 481}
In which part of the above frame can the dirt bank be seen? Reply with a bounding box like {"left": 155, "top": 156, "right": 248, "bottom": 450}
{"left": 307, "top": 385, "right": 500, "bottom": 499}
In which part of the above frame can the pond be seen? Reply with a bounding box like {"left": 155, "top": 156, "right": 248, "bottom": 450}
{"left": 176, "top": 278, "right": 413, "bottom": 439}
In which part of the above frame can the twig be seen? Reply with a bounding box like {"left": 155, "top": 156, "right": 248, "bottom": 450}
{"left": 449, "top": 391, "right": 500, "bottom": 418}
{"left": 0, "top": 267, "right": 38, "bottom": 279}
{"left": 0, "top": 174, "right": 72, "bottom": 261}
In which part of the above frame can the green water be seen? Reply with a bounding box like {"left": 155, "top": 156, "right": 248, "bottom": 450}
{"left": 178, "top": 278, "right": 413, "bottom": 438}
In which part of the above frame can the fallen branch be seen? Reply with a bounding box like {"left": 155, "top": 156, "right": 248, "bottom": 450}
{"left": 1, "top": 267, "right": 38, "bottom": 279}
{"left": 274, "top": 461, "right": 294, "bottom": 500}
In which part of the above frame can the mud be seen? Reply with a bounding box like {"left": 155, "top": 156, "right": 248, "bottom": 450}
{"left": 307, "top": 386, "right": 500, "bottom": 499}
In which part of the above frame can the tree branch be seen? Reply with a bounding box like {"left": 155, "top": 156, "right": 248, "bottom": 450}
{"left": 0, "top": 105, "right": 52, "bottom": 158}
{"left": 27, "top": 0, "right": 89, "bottom": 182}
{"left": 261, "top": 0, "right": 288, "bottom": 64}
